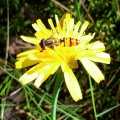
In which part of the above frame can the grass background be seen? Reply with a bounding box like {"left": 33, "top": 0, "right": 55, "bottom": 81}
{"left": 0, "top": 0, "right": 120, "bottom": 119}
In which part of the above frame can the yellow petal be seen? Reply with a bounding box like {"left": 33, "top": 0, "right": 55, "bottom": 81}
{"left": 37, "top": 19, "right": 47, "bottom": 31}
{"left": 34, "top": 32, "right": 44, "bottom": 39}
{"left": 55, "top": 15, "right": 62, "bottom": 37}
{"left": 19, "top": 61, "right": 60, "bottom": 86}
{"left": 19, "top": 63, "right": 42, "bottom": 84}
{"left": 55, "top": 14, "right": 59, "bottom": 25}
{"left": 61, "top": 13, "right": 71, "bottom": 36}
{"left": 32, "top": 19, "right": 52, "bottom": 39}
{"left": 61, "top": 64, "right": 82, "bottom": 101}
{"left": 34, "top": 63, "right": 60, "bottom": 88}
{"left": 32, "top": 23, "right": 40, "bottom": 32}
{"left": 60, "top": 13, "right": 71, "bottom": 26}
{"left": 80, "top": 33, "right": 95, "bottom": 43}
{"left": 89, "top": 41, "right": 105, "bottom": 50}
{"left": 73, "top": 21, "right": 81, "bottom": 34}
{"left": 15, "top": 57, "right": 39, "bottom": 69}
{"left": 96, "top": 52, "right": 111, "bottom": 63}
{"left": 78, "top": 21, "right": 89, "bottom": 38}
{"left": 48, "top": 18, "right": 56, "bottom": 32}
{"left": 87, "top": 52, "right": 111, "bottom": 64}
{"left": 17, "top": 49, "right": 40, "bottom": 59}
{"left": 80, "top": 59, "right": 104, "bottom": 83}
{"left": 20, "top": 36, "right": 40, "bottom": 45}
{"left": 32, "top": 19, "right": 47, "bottom": 32}
{"left": 66, "top": 18, "right": 74, "bottom": 36}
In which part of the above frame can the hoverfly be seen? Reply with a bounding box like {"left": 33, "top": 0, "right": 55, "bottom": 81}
{"left": 39, "top": 13, "right": 80, "bottom": 50}
{"left": 39, "top": 37, "right": 80, "bottom": 50}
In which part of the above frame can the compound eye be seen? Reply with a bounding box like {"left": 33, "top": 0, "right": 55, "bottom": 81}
{"left": 40, "top": 39, "right": 46, "bottom": 50}
{"left": 39, "top": 39, "right": 45, "bottom": 50}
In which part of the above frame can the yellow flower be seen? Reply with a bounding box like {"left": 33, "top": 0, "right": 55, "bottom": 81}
{"left": 15, "top": 13, "right": 110, "bottom": 101}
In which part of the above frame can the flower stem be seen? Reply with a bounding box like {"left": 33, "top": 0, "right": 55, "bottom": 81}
{"left": 89, "top": 75, "right": 97, "bottom": 120}
{"left": 51, "top": 68, "right": 63, "bottom": 120}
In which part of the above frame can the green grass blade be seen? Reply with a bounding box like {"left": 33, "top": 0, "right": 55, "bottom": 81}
{"left": 75, "top": 0, "right": 81, "bottom": 20}
{"left": 0, "top": 66, "right": 18, "bottom": 81}
{"left": 89, "top": 75, "right": 97, "bottom": 120}
{"left": 97, "top": 104, "right": 120, "bottom": 117}
{"left": 51, "top": 68, "right": 63, "bottom": 120}
{"left": 23, "top": 85, "right": 51, "bottom": 119}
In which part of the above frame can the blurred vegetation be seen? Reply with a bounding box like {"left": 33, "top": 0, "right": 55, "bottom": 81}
{"left": 0, "top": 0, "right": 120, "bottom": 120}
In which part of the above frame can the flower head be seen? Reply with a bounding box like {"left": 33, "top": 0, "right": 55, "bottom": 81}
{"left": 16, "top": 13, "right": 110, "bottom": 101}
